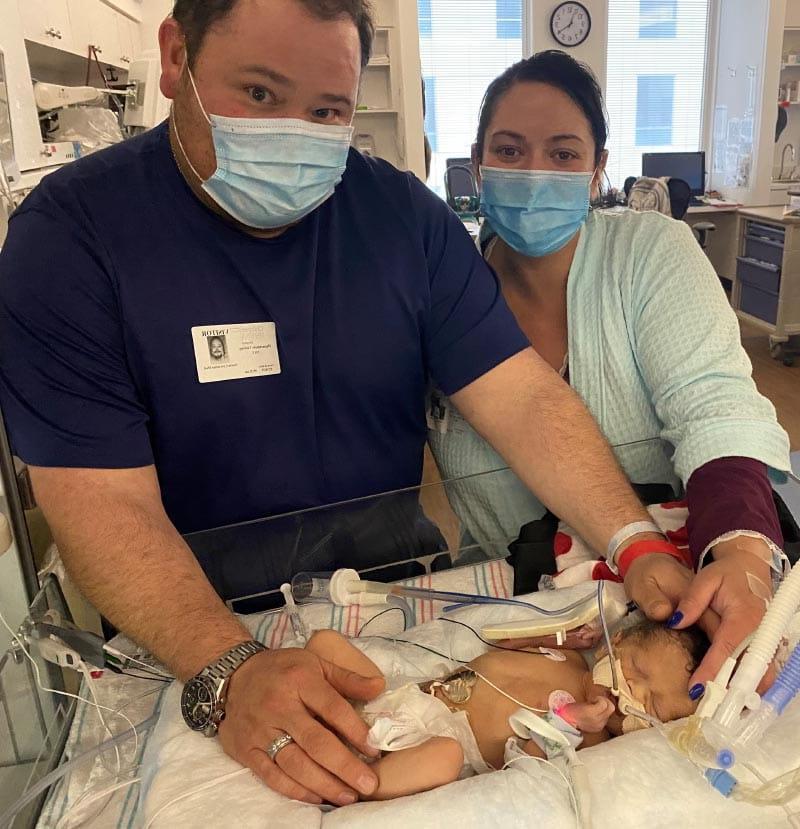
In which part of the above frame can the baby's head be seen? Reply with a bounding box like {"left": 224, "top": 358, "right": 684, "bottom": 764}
{"left": 593, "top": 619, "right": 710, "bottom": 736}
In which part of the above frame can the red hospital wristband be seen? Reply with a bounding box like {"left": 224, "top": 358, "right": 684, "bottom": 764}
{"left": 616, "top": 540, "right": 693, "bottom": 579}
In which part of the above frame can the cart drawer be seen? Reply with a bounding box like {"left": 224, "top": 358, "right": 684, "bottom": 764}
{"left": 747, "top": 221, "right": 786, "bottom": 245}
{"left": 744, "top": 235, "right": 784, "bottom": 268}
{"left": 740, "top": 283, "right": 779, "bottom": 324}
{"left": 737, "top": 256, "right": 781, "bottom": 294}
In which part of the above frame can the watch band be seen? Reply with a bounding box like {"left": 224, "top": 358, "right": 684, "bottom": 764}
{"left": 200, "top": 640, "right": 266, "bottom": 683}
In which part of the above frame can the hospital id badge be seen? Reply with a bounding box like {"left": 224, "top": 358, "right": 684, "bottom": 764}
{"left": 191, "top": 322, "right": 281, "bottom": 384}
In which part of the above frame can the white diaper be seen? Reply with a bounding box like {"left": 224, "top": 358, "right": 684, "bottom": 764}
{"left": 360, "top": 684, "right": 492, "bottom": 777}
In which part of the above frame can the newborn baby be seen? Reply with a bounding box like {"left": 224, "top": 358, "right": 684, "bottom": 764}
{"left": 305, "top": 619, "right": 709, "bottom": 800}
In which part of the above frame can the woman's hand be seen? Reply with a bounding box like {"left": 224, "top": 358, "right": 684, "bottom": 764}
{"left": 669, "top": 540, "right": 774, "bottom": 691}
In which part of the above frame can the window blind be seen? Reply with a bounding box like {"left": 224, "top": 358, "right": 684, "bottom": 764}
{"left": 605, "top": 0, "right": 711, "bottom": 188}
{"left": 419, "top": 0, "right": 524, "bottom": 195}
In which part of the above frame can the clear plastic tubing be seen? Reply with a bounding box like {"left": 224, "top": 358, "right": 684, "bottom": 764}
{"left": 0, "top": 713, "right": 158, "bottom": 829}
{"left": 719, "top": 641, "right": 800, "bottom": 769}
{"left": 713, "top": 559, "right": 800, "bottom": 731}
{"left": 290, "top": 571, "right": 334, "bottom": 603}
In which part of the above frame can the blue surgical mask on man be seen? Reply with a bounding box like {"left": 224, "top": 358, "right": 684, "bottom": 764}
{"left": 173, "top": 67, "right": 353, "bottom": 230}
{"left": 479, "top": 166, "right": 594, "bottom": 257}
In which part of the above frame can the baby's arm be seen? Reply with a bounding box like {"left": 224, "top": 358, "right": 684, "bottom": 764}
{"left": 559, "top": 684, "right": 614, "bottom": 747}
{"left": 306, "top": 630, "right": 463, "bottom": 799}
{"left": 305, "top": 629, "right": 383, "bottom": 680}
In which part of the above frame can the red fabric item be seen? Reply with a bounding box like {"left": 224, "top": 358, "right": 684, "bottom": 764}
{"left": 617, "top": 539, "right": 692, "bottom": 579}
{"left": 554, "top": 531, "right": 573, "bottom": 557}
{"left": 686, "top": 457, "right": 782, "bottom": 565}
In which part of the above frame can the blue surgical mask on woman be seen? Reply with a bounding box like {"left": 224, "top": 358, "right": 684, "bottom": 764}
{"left": 173, "top": 67, "right": 353, "bottom": 230}
{"left": 479, "top": 166, "right": 594, "bottom": 257}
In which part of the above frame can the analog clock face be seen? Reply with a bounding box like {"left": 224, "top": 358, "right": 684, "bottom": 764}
{"left": 551, "top": 3, "right": 592, "bottom": 47}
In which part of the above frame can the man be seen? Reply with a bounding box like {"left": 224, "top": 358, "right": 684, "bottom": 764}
{"left": 208, "top": 335, "right": 227, "bottom": 361}
{"left": 0, "top": 0, "right": 767, "bottom": 808}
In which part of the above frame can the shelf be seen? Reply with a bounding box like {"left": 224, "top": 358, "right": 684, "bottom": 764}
{"left": 779, "top": 101, "right": 800, "bottom": 105}
{"left": 782, "top": 63, "right": 800, "bottom": 69}
{"left": 354, "top": 108, "right": 398, "bottom": 115}
{"left": 368, "top": 57, "right": 390, "bottom": 67}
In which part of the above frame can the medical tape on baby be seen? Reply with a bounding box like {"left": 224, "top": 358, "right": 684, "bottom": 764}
{"left": 607, "top": 522, "right": 664, "bottom": 566}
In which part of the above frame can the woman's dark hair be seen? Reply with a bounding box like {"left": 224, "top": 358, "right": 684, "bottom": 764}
{"left": 172, "top": 0, "right": 374, "bottom": 69}
{"left": 475, "top": 50, "right": 608, "bottom": 164}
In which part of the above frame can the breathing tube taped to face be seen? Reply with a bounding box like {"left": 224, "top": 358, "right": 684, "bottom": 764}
{"left": 0, "top": 713, "right": 158, "bottom": 829}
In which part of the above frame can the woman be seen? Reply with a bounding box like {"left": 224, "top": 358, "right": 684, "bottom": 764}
{"left": 429, "top": 52, "right": 791, "bottom": 684}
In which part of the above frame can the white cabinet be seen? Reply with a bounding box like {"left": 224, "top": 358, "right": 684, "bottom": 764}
{"left": 19, "top": 0, "right": 142, "bottom": 68}
{"left": 786, "top": 0, "right": 800, "bottom": 28}
{"left": 66, "top": 0, "right": 93, "bottom": 58}
{"left": 352, "top": 0, "right": 425, "bottom": 179}
{"left": 116, "top": 13, "right": 141, "bottom": 65}
{"left": 89, "top": 1, "right": 123, "bottom": 65}
{"left": 17, "top": 0, "right": 74, "bottom": 52}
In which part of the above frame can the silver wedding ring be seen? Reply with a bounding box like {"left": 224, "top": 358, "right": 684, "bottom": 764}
{"left": 265, "top": 731, "right": 294, "bottom": 761}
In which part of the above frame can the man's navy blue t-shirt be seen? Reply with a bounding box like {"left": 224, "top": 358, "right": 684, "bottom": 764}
{"left": 0, "top": 123, "right": 528, "bottom": 534}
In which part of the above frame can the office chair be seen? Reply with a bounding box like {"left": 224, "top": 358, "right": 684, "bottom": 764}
{"left": 623, "top": 176, "right": 692, "bottom": 220}
{"left": 691, "top": 221, "right": 716, "bottom": 251}
{"left": 444, "top": 161, "right": 479, "bottom": 217}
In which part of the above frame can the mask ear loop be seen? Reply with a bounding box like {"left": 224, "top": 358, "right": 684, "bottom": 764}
{"left": 171, "top": 54, "right": 211, "bottom": 184}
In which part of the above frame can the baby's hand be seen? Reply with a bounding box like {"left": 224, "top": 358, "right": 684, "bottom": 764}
{"left": 559, "top": 696, "right": 615, "bottom": 733}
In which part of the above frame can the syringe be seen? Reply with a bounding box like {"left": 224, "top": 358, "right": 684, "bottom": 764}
{"left": 280, "top": 582, "right": 309, "bottom": 645}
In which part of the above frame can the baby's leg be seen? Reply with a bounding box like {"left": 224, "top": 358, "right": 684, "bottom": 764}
{"left": 305, "top": 629, "right": 383, "bottom": 679}
{"left": 363, "top": 737, "right": 464, "bottom": 801}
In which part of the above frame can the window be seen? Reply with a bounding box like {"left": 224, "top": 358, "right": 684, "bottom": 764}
{"left": 418, "top": 0, "right": 524, "bottom": 195}
{"left": 605, "top": 0, "right": 710, "bottom": 187}
{"left": 497, "top": 0, "right": 522, "bottom": 39}
{"left": 423, "top": 76, "right": 438, "bottom": 152}
{"left": 636, "top": 76, "right": 675, "bottom": 145}
{"left": 640, "top": 0, "right": 677, "bottom": 38}
{"left": 419, "top": 0, "right": 432, "bottom": 36}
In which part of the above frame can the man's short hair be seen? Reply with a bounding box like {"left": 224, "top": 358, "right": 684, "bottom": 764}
{"left": 172, "top": 0, "right": 374, "bottom": 68}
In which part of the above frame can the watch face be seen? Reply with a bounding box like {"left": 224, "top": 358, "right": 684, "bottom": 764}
{"left": 181, "top": 675, "right": 218, "bottom": 732}
{"left": 551, "top": 2, "right": 591, "bottom": 47}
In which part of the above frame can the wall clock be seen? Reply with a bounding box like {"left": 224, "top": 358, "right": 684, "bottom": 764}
{"left": 550, "top": 2, "right": 592, "bottom": 47}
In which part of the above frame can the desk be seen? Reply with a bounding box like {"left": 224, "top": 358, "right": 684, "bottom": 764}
{"left": 687, "top": 203, "right": 740, "bottom": 215}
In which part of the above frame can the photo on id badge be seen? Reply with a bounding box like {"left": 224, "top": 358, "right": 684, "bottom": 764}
{"left": 191, "top": 323, "right": 282, "bottom": 384}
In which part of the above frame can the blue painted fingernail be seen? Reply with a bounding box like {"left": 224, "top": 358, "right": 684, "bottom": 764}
{"left": 667, "top": 611, "right": 683, "bottom": 628}
{"left": 689, "top": 683, "right": 704, "bottom": 701}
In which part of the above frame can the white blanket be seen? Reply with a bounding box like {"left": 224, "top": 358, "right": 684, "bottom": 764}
{"left": 139, "top": 586, "right": 800, "bottom": 828}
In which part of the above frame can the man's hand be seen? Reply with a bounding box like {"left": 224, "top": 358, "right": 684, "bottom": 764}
{"left": 623, "top": 553, "right": 706, "bottom": 623}
{"left": 669, "top": 544, "right": 774, "bottom": 691}
{"left": 219, "top": 648, "right": 385, "bottom": 806}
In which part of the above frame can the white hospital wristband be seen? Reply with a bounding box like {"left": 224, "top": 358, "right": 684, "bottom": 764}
{"left": 607, "top": 521, "right": 665, "bottom": 569}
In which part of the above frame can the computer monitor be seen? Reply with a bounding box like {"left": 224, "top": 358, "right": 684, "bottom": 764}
{"left": 641, "top": 151, "right": 706, "bottom": 196}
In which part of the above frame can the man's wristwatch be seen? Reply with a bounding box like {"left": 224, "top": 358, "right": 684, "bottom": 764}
{"left": 180, "top": 640, "right": 265, "bottom": 737}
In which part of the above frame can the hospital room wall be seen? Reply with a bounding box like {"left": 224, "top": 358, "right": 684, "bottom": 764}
{"left": 140, "top": 0, "right": 172, "bottom": 53}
